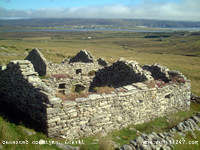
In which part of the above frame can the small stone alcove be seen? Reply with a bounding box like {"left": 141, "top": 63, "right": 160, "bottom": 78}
{"left": 74, "top": 84, "right": 86, "bottom": 93}
{"left": 76, "top": 69, "right": 82, "bottom": 74}
{"left": 58, "top": 83, "right": 66, "bottom": 89}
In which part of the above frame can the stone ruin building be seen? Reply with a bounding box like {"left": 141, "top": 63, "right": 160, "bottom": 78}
{"left": 0, "top": 48, "right": 191, "bottom": 140}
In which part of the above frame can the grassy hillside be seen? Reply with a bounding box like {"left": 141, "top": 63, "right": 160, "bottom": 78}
{"left": 0, "top": 31, "right": 199, "bottom": 95}
{"left": 0, "top": 31, "right": 200, "bottom": 150}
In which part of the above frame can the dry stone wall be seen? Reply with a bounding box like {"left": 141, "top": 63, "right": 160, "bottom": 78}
{"left": 25, "top": 49, "right": 104, "bottom": 77}
{"left": 44, "top": 74, "right": 92, "bottom": 94}
{"left": 48, "top": 61, "right": 102, "bottom": 77}
{"left": 46, "top": 81, "right": 191, "bottom": 139}
{"left": 48, "top": 50, "right": 104, "bottom": 76}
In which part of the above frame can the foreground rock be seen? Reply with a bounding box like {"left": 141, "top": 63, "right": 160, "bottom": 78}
{"left": 56, "top": 143, "right": 79, "bottom": 150}
{"left": 118, "top": 113, "right": 200, "bottom": 150}
{"left": 22, "top": 128, "right": 36, "bottom": 136}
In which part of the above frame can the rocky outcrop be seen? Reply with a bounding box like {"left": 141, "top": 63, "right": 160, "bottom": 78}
{"left": 69, "top": 50, "right": 94, "bottom": 63}
{"left": 25, "top": 48, "right": 48, "bottom": 76}
{"left": 56, "top": 143, "right": 79, "bottom": 150}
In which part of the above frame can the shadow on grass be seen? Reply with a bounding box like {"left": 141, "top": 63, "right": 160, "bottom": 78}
{"left": 0, "top": 99, "right": 44, "bottom": 133}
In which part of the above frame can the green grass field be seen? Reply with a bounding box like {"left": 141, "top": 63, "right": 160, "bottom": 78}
{"left": 0, "top": 31, "right": 200, "bottom": 150}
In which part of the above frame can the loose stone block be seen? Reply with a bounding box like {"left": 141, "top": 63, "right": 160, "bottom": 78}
{"left": 88, "top": 94, "right": 102, "bottom": 100}
{"left": 79, "top": 120, "right": 89, "bottom": 125}
{"left": 49, "top": 97, "right": 62, "bottom": 105}
{"left": 46, "top": 108, "right": 59, "bottom": 114}
{"left": 75, "top": 97, "right": 90, "bottom": 102}
{"left": 123, "top": 85, "right": 137, "bottom": 91}
{"left": 99, "top": 101, "right": 107, "bottom": 106}
{"left": 63, "top": 101, "right": 77, "bottom": 107}
{"left": 69, "top": 112, "right": 78, "bottom": 118}
{"left": 48, "top": 117, "right": 61, "bottom": 124}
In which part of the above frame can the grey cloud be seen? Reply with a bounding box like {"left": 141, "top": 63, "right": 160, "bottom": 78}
{"left": 0, "top": 0, "right": 200, "bottom": 21}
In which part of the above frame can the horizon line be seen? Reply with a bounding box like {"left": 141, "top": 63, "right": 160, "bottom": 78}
{"left": 0, "top": 17, "right": 200, "bottom": 23}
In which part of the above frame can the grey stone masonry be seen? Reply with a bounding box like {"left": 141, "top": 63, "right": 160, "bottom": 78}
{"left": 46, "top": 81, "right": 190, "bottom": 139}
{"left": 25, "top": 48, "right": 48, "bottom": 76}
{"left": 48, "top": 61, "right": 102, "bottom": 76}
{"left": 47, "top": 50, "right": 104, "bottom": 76}
{"left": 25, "top": 49, "right": 104, "bottom": 77}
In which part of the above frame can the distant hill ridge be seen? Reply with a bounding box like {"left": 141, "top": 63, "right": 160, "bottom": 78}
{"left": 0, "top": 18, "right": 200, "bottom": 28}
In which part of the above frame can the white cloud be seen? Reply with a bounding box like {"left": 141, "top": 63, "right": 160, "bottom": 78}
{"left": 0, "top": 0, "right": 200, "bottom": 21}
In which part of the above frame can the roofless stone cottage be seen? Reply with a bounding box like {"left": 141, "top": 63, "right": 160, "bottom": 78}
{"left": 0, "top": 48, "right": 191, "bottom": 139}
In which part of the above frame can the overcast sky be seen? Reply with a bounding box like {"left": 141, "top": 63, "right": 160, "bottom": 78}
{"left": 0, "top": 0, "right": 200, "bottom": 21}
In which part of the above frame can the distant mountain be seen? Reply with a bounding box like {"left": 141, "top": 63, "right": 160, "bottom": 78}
{"left": 0, "top": 18, "right": 200, "bottom": 28}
